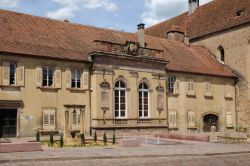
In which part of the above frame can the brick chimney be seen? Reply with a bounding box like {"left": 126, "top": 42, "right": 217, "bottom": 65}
{"left": 188, "top": 0, "right": 199, "bottom": 15}
{"left": 137, "top": 23, "right": 145, "bottom": 47}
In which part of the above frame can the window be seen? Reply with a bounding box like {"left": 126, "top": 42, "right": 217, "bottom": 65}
{"left": 71, "top": 69, "right": 81, "bottom": 88}
{"left": 225, "top": 84, "right": 232, "bottom": 98}
{"left": 42, "top": 66, "right": 53, "bottom": 87}
{"left": 218, "top": 46, "right": 225, "bottom": 62}
{"left": 114, "top": 81, "right": 126, "bottom": 118}
{"left": 43, "top": 108, "right": 56, "bottom": 131}
{"left": 226, "top": 112, "right": 233, "bottom": 127}
{"left": 168, "top": 77, "right": 176, "bottom": 94}
{"left": 205, "top": 81, "right": 213, "bottom": 97}
{"left": 139, "top": 82, "right": 149, "bottom": 118}
{"left": 9, "top": 63, "right": 16, "bottom": 85}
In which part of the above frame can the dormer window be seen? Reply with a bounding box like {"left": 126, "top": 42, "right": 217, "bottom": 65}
{"left": 218, "top": 46, "right": 225, "bottom": 63}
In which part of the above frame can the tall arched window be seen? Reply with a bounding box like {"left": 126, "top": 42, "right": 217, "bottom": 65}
{"left": 218, "top": 46, "right": 225, "bottom": 62}
{"left": 114, "top": 81, "right": 126, "bottom": 118}
{"left": 139, "top": 82, "right": 149, "bottom": 118}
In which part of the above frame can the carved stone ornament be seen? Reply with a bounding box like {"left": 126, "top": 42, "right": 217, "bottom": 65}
{"left": 156, "top": 86, "right": 164, "bottom": 93}
{"left": 100, "top": 81, "right": 110, "bottom": 90}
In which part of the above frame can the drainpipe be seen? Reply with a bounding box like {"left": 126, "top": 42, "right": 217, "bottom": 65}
{"left": 89, "top": 57, "right": 93, "bottom": 136}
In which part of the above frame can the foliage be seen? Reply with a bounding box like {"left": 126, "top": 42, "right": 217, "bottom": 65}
{"left": 60, "top": 133, "right": 64, "bottom": 148}
{"left": 80, "top": 133, "right": 85, "bottom": 146}
{"left": 94, "top": 131, "right": 97, "bottom": 142}
{"left": 36, "top": 131, "right": 40, "bottom": 142}
{"left": 103, "top": 132, "right": 107, "bottom": 145}
{"left": 49, "top": 132, "right": 54, "bottom": 146}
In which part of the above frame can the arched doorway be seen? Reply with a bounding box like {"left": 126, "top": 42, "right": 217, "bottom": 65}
{"left": 203, "top": 114, "right": 219, "bottom": 132}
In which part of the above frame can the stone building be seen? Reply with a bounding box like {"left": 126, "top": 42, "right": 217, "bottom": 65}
{"left": 0, "top": 0, "right": 242, "bottom": 138}
{"left": 146, "top": 0, "right": 250, "bottom": 130}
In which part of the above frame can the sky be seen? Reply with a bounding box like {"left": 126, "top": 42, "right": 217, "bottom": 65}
{"left": 0, "top": 0, "right": 212, "bottom": 32}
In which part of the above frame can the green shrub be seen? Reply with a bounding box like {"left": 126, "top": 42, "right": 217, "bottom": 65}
{"left": 94, "top": 131, "right": 97, "bottom": 142}
{"left": 103, "top": 132, "right": 107, "bottom": 145}
{"left": 49, "top": 132, "right": 54, "bottom": 146}
{"left": 60, "top": 133, "right": 64, "bottom": 148}
{"left": 80, "top": 133, "right": 85, "bottom": 146}
{"left": 36, "top": 131, "right": 40, "bottom": 142}
{"left": 112, "top": 132, "right": 116, "bottom": 144}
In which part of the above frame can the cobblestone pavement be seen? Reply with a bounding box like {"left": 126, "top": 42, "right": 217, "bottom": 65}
{"left": 1, "top": 138, "right": 250, "bottom": 165}
{"left": 1, "top": 153, "right": 250, "bottom": 166}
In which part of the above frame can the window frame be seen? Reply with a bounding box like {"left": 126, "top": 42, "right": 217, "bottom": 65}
{"left": 138, "top": 82, "right": 150, "bottom": 118}
{"left": 42, "top": 66, "right": 54, "bottom": 87}
{"left": 114, "top": 80, "right": 127, "bottom": 119}
{"left": 42, "top": 108, "right": 56, "bottom": 131}
{"left": 168, "top": 76, "right": 176, "bottom": 94}
{"left": 71, "top": 68, "right": 81, "bottom": 89}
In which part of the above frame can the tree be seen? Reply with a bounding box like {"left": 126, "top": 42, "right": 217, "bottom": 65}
{"left": 60, "top": 133, "right": 64, "bottom": 148}
{"left": 103, "top": 132, "right": 107, "bottom": 145}
{"left": 94, "top": 131, "right": 97, "bottom": 143}
{"left": 112, "top": 132, "right": 116, "bottom": 144}
{"left": 80, "top": 133, "right": 85, "bottom": 146}
{"left": 50, "top": 132, "right": 54, "bottom": 146}
{"left": 36, "top": 130, "right": 40, "bottom": 142}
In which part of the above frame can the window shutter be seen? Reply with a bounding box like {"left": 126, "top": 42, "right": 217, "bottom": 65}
{"left": 50, "top": 109, "right": 56, "bottom": 130}
{"left": 16, "top": 63, "right": 25, "bottom": 86}
{"left": 54, "top": 67, "right": 61, "bottom": 88}
{"left": 36, "top": 66, "right": 42, "bottom": 87}
{"left": 43, "top": 109, "right": 49, "bottom": 131}
{"left": 174, "top": 80, "right": 180, "bottom": 94}
{"left": 81, "top": 70, "right": 88, "bottom": 90}
{"left": 2, "top": 62, "right": 10, "bottom": 85}
{"left": 169, "top": 111, "right": 177, "bottom": 128}
{"left": 65, "top": 68, "right": 71, "bottom": 89}
{"left": 188, "top": 111, "right": 195, "bottom": 128}
{"left": 226, "top": 112, "right": 233, "bottom": 127}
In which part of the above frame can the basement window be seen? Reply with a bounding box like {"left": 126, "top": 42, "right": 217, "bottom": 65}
{"left": 235, "top": 9, "right": 245, "bottom": 17}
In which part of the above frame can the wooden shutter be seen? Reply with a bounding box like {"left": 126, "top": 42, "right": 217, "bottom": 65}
{"left": 36, "top": 66, "right": 42, "bottom": 87}
{"left": 188, "top": 111, "right": 195, "bottom": 128}
{"left": 16, "top": 63, "right": 25, "bottom": 86}
{"left": 49, "top": 108, "right": 56, "bottom": 130}
{"left": 2, "top": 62, "right": 10, "bottom": 85}
{"left": 54, "top": 67, "right": 61, "bottom": 88}
{"left": 43, "top": 109, "right": 50, "bottom": 131}
{"left": 81, "top": 70, "right": 89, "bottom": 90}
{"left": 226, "top": 112, "right": 233, "bottom": 127}
{"left": 169, "top": 111, "right": 177, "bottom": 128}
{"left": 65, "top": 68, "right": 71, "bottom": 89}
{"left": 174, "top": 80, "right": 180, "bottom": 94}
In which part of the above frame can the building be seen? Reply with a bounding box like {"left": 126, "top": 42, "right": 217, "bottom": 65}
{"left": 0, "top": 0, "right": 243, "bottom": 138}
{"left": 146, "top": 0, "right": 250, "bottom": 130}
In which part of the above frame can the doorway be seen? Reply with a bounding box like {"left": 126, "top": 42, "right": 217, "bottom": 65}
{"left": 203, "top": 114, "right": 219, "bottom": 132}
{"left": 0, "top": 109, "right": 17, "bottom": 138}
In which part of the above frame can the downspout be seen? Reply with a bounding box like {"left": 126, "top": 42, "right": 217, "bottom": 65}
{"left": 88, "top": 57, "right": 93, "bottom": 136}
{"left": 234, "top": 77, "right": 238, "bottom": 131}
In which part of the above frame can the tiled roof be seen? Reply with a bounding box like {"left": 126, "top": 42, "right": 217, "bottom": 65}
{"left": 0, "top": 9, "right": 235, "bottom": 78}
{"left": 145, "top": 0, "right": 250, "bottom": 39}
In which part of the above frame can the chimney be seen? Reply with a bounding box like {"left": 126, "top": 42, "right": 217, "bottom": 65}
{"left": 188, "top": 0, "right": 199, "bottom": 15}
{"left": 137, "top": 23, "right": 145, "bottom": 47}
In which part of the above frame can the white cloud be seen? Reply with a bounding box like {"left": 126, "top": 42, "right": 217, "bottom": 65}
{"left": 141, "top": 0, "right": 212, "bottom": 27}
{"left": 47, "top": 0, "right": 118, "bottom": 19}
{"left": 0, "top": 0, "right": 20, "bottom": 8}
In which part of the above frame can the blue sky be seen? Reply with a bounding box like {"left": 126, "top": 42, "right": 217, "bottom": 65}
{"left": 0, "top": 0, "right": 211, "bottom": 32}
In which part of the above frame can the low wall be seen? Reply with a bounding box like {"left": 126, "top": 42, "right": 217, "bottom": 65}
{"left": 0, "top": 142, "right": 42, "bottom": 153}
{"left": 157, "top": 133, "right": 210, "bottom": 142}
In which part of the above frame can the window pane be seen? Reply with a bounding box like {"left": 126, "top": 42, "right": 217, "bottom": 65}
{"left": 120, "top": 81, "right": 126, "bottom": 88}
{"left": 120, "top": 90, "right": 125, "bottom": 96}
{"left": 139, "top": 111, "right": 142, "bottom": 117}
{"left": 121, "top": 111, "right": 125, "bottom": 117}
{"left": 115, "top": 111, "right": 119, "bottom": 117}
{"left": 144, "top": 92, "right": 148, "bottom": 97}
{"left": 50, "top": 115, "right": 55, "bottom": 125}
{"left": 9, "top": 63, "right": 16, "bottom": 85}
{"left": 139, "top": 104, "right": 142, "bottom": 110}
{"left": 120, "top": 96, "right": 125, "bottom": 103}
{"left": 120, "top": 104, "right": 125, "bottom": 110}
{"left": 115, "top": 104, "right": 119, "bottom": 110}
{"left": 144, "top": 111, "right": 148, "bottom": 117}
{"left": 44, "top": 114, "right": 49, "bottom": 125}
{"left": 115, "top": 97, "right": 119, "bottom": 103}
{"left": 144, "top": 105, "right": 148, "bottom": 110}
{"left": 144, "top": 97, "right": 148, "bottom": 104}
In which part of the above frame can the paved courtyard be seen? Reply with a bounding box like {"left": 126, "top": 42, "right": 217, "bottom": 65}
{"left": 1, "top": 137, "right": 250, "bottom": 165}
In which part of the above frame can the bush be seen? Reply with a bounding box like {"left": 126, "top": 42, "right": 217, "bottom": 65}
{"left": 80, "top": 133, "right": 85, "bottom": 146}
{"left": 94, "top": 131, "right": 97, "bottom": 142}
{"left": 60, "top": 133, "right": 64, "bottom": 148}
{"left": 112, "top": 132, "right": 116, "bottom": 144}
{"left": 103, "top": 132, "right": 107, "bottom": 145}
{"left": 50, "top": 132, "right": 54, "bottom": 146}
{"left": 36, "top": 131, "right": 40, "bottom": 142}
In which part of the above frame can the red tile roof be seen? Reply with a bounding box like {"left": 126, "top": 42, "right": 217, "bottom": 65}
{"left": 145, "top": 0, "right": 250, "bottom": 40}
{"left": 0, "top": 9, "right": 235, "bottom": 78}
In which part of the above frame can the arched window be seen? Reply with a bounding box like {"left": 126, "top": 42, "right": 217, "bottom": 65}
{"left": 138, "top": 82, "right": 150, "bottom": 118}
{"left": 218, "top": 46, "right": 225, "bottom": 62}
{"left": 114, "top": 80, "right": 126, "bottom": 118}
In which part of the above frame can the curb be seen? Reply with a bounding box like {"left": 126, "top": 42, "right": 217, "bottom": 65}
{"left": 1, "top": 151, "right": 250, "bottom": 164}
